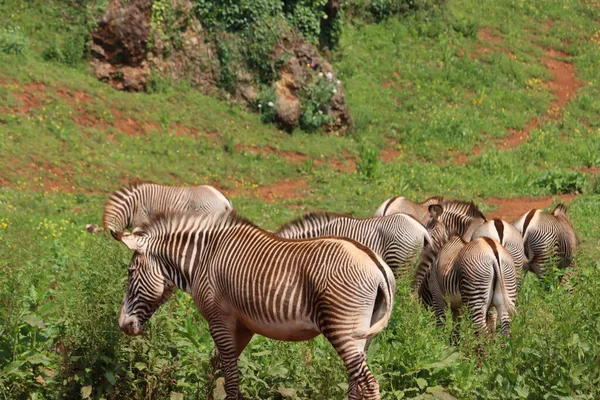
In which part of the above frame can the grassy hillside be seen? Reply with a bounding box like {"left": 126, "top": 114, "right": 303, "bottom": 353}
{"left": 1, "top": 0, "right": 600, "bottom": 399}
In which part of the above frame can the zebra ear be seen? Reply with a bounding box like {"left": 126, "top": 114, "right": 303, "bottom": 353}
{"left": 119, "top": 232, "right": 148, "bottom": 253}
{"left": 428, "top": 204, "right": 443, "bottom": 219}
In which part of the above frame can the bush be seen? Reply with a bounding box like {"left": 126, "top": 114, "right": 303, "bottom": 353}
{"left": 531, "top": 169, "right": 587, "bottom": 194}
{"left": 298, "top": 71, "right": 337, "bottom": 132}
{"left": 0, "top": 26, "right": 28, "bottom": 55}
{"left": 357, "top": 143, "right": 379, "bottom": 180}
{"left": 257, "top": 85, "right": 278, "bottom": 124}
{"left": 42, "top": 30, "right": 87, "bottom": 66}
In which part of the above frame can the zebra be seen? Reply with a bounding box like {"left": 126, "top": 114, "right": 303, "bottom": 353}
{"left": 512, "top": 203, "right": 578, "bottom": 277}
{"left": 374, "top": 197, "right": 486, "bottom": 244}
{"left": 102, "top": 182, "right": 232, "bottom": 237}
{"left": 275, "top": 211, "right": 437, "bottom": 280}
{"left": 471, "top": 218, "right": 526, "bottom": 273}
{"left": 415, "top": 231, "right": 517, "bottom": 336}
{"left": 373, "top": 195, "right": 446, "bottom": 223}
{"left": 115, "top": 210, "right": 395, "bottom": 400}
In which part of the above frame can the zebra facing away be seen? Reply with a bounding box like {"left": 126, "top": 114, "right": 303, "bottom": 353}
{"left": 374, "top": 196, "right": 486, "bottom": 244}
{"left": 471, "top": 218, "right": 527, "bottom": 273}
{"left": 102, "top": 182, "right": 232, "bottom": 237}
{"left": 416, "top": 233, "right": 517, "bottom": 336}
{"left": 115, "top": 210, "right": 395, "bottom": 400}
{"left": 373, "top": 195, "right": 446, "bottom": 223}
{"left": 275, "top": 211, "right": 437, "bottom": 280}
{"left": 512, "top": 203, "right": 578, "bottom": 277}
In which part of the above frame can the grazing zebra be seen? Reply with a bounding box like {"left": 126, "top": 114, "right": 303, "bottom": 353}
{"left": 416, "top": 232, "right": 517, "bottom": 336}
{"left": 102, "top": 182, "right": 232, "bottom": 237}
{"left": 275, "top": 211, "right": 437, "bottom": 280}
{"left": 512, "top": 203, "right": 578, "bottom": 277}
{"left": 471, "top": 218, "right": 526, "bottom": 273}
{"left": 374, "top": 197, "right": 486, "bottom": 244}
{"left": 373, "top": 195, "right": 446, "bottom": 223}
{"left": 115, "top": 210, "right": 395, "bottom": 400}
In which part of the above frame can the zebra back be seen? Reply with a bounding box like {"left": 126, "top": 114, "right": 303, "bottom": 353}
{"left": 103, "top": 182, "right": 232, "bottom": 234}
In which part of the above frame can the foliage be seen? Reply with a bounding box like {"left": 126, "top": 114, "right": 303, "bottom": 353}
{"left": 357, "top": 143, "right": 379, "bottom": 180}
{"left": 298, "top": 71, "right": 337, "bottom": 132}
{"left": 531, "top": 169, "right": 587, "bottom": 195}
{"left": 2, "top": 0, "right": 600, "bottom": 398}
{"left": 0, "top": 26, "right": 27, "bottom": 55}
{"left": 257, "top": 85, "right": 279, "bottom": 124}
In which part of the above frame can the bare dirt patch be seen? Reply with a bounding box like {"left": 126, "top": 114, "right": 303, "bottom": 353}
{"left": 381, "top": 138, "right": 401, "bottom": 163}
{"left": 228, "top": 179, "right": 309, "bottom": 202}
{"left": 478, "top": 27, "right": 503, "bottom": 43}
{"left": 485, "top": 194, "right": 576, "bottom": 221}
{"left": 455, "top": 46, "right": 582, "bottom": 165}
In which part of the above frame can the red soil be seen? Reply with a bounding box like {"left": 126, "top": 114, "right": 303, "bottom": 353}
{"left": 485, "top": 194, "right": 576, "bottom": 221}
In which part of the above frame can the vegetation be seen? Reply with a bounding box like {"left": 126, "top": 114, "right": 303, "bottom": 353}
{"left": 1, "top": 0, "right": 600, "bottom": 399}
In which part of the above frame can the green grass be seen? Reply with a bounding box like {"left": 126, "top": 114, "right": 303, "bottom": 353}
{"left": 1, "top": 0, "right": 600, "bottom": 398}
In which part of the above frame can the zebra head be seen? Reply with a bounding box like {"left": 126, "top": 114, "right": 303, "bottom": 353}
{"left": 117, "top": 231, "right": 175, "bottom": 336}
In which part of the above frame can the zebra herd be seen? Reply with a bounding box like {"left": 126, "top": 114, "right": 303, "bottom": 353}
{"left": 101, "top": 182, "right": 578, "bottom": 400}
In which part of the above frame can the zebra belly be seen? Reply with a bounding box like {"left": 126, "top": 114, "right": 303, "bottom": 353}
{"left": 238, "top": 315, "right": 320, "bottom": 342}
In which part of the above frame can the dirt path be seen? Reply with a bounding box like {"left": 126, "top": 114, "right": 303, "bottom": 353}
{"left": 455, "top": 28, "right": 582, "bottom": 165}
{"left": 228, "top": 179, "right": 309, "bottom": 202}
{"left": 484, "top": 193, "right": 576, "bottom": 221}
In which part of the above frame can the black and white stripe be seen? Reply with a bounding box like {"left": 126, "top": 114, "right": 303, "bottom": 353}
{"left": 103, "top": 182, "right": 232, "bottom": 235}
{"left": 416, "top": 231, "right": 517, "bottom": 336}
{"left": 472, "top": 218, "right": 526, "bottom": 273}
{"left": 116, "top": 210, "right": 395, "bottom": 400}
{"left": 275, "top": 212, "right": 433, "bottom": 280}
{"left": 512, "top": 203, "right": 577, "bottom": 277}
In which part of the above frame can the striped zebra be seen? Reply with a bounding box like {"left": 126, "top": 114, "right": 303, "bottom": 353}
{"left": 102, "top": 182, "right": 232, "bottom": 237}
{"left": 471, "top": 218, "right": 526, "bottom": 273}
{"left": 373, "top": 195, "right": 446, "bottom": 223}
{"left": 416, "top": 232, "right": 517, "bottom": 336}
{"left": 275, "top": 211, "right": 437, "bottom": 280}
{"left": 512, "top": 203, "right": 578, "bottom": 277}
{"left": 115, "top": 210, "right": 395, "bottom": 400}
{"left": 374, "top": 197, "right": 486, "bottom": 243}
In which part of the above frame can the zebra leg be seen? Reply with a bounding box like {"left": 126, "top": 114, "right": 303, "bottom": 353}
{"left": 486, "top": 308, "right": 497, "bottom": 334}
{"left": 324, "top": 334, "right": 380, "bottom": 400}
{"left": 208, "top": 319, "right": 252, "bottom": 400}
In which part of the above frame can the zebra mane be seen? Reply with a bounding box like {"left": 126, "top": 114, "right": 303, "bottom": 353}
{"left": 138, "top": 209, "right": 256, "bottom": 236}
{"left": 551, "top": 203, "right": 568, "bottom": 216}
{"left": 413, "top": 230, "right": 463, "bottom": 291}
{"left": 439, "top": 199, "right": 486, "bottom": 220}
{"left": 420, "top": 195, "right": 446, "bottom": 205}
{"left": 275, "top": 211, "right": 354, "bottom": 234}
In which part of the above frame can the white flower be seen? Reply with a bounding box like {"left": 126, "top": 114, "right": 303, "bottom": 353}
{"left": 332, "top": 88, "right": 337, "bottom": 94}
{"left": 336, "top": 79, "right": 341, "bottom": 85}
{"left": 268, "top": 101, "right": 274, "bottom": 107}
{"left": 318, "top": 72, "right": 323, "bottom": 78}
{"left": 326, "top": 72, "right": 333, "bottom": 80}
{"left": 258, "top": 104, "right": 262, "bottom": 108}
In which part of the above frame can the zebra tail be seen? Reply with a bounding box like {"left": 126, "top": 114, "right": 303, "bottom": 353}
{"left": 492, "top": 258, "right": 517, "bottom": 316}
{"left": 352, "top": 264, "right": 395, "bottom": 340}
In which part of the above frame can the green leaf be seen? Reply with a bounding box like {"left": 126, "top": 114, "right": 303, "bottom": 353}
{"left": 81, "top": 385, "right": 92, "bottom": 399}
{"left": 23, "top": 313, "right": 45, "bottom": 328}
{"left": 134, "top": 362, "right": 147, "bottom": 371}
{"left": 277, "top": 387, "right": 297, "bottom": 398}
{"left": 104, "top": 371, "right": 116, "bottom": 385}
{"left": 2, "top": 360, "right": 25, "bottom": 376}
{"left": 416, "top": 377, "right": 428, "bottom": 390}
{"left": 26, "top": 354, "right": 51, "bottom": 366}
{"left": 170, "top": 392, "right": 184, "bottom": 400}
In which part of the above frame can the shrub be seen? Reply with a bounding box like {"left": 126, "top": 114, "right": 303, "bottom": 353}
{"left": 257, "top": 85, "right": 278, "bottom": 124}
{"left": 357, "top": 143, "right": 379, "bottom": 180}
{"left": 0, "top": 26, "right": 28, "bottom": 55}
{"left": 42, "top": 29, "right": 87, "bottom": 66}
{"left": 298, "top": 71, "right": 337, "bottom": 132}
{"left": 531, "top": 169, "right": 587, "bottom": 194}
